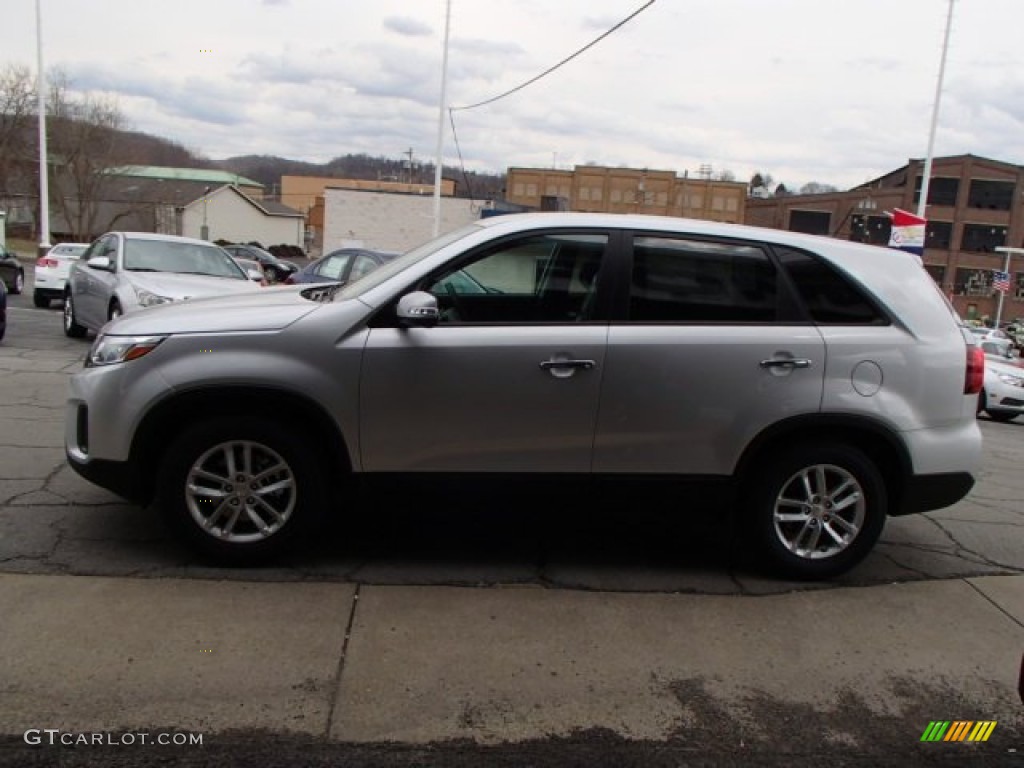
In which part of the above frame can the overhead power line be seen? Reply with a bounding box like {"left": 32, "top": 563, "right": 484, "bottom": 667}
{"left": 451, "top": 0, "right": 656, "bottom": 112}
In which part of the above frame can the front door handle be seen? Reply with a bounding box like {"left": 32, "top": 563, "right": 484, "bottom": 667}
{"left": 539, "top": 359, "right": 596, "bottom": 371}
{"left": 759, "top": 357, "right": 812, "bottom": 369}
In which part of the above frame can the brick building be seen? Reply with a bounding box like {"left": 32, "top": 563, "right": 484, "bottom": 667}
{"left": 745, "top": 154, "right": 1024, "bottom": 322}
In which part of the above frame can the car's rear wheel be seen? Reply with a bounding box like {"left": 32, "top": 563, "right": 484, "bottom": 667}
{"left": 33, "top": 291, "right": 50, "bottom": 308}
{"left": 158, "top": 418, "right": 327, "bottom": 565}
{"left": 63, "top": 293, "right": 87, "bottom": 338}
{"left": 11, "top": 271, "right": 23, "bottom": 295}
{"left": 743, "top": 442, "right": 886, "bottom": 580}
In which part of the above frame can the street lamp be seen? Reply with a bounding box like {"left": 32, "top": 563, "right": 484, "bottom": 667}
{"left": 993, "top": 246, "right": 1022, "bottom": 328}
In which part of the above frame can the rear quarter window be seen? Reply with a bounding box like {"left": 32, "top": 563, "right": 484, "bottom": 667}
{"left": 775, "top": 246, "right": 889, "bottom": 325}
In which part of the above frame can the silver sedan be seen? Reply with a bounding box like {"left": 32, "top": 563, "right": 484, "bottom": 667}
{"left": 63, "top": 232, "right": 262, "bottom": 337}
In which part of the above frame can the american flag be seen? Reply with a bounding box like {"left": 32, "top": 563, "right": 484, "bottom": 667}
{"left": 993, "top": 270, "right": 1011, "bottom": 293}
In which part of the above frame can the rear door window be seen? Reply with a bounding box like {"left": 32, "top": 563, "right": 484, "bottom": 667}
{"left": 775, "top": 247, "right": 888, "bottom": 325}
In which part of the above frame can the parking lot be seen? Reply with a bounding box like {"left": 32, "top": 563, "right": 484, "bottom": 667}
{"left": 1, "top": 266, "right": 1022, "bottom": 765}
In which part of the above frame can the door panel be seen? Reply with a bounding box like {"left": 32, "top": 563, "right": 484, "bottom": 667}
{"left": 360, "top": 326, "right": 608, "bottom": 472}
{"left": 594, "top": 325, "right": 825, "bottom": 475}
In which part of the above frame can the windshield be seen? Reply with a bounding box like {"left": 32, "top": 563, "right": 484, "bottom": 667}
{"left": 335, "top": 222, "right": 485, "bottom": 301}
{"left": 124, "top": 239, "right": 247, "bottom": 279}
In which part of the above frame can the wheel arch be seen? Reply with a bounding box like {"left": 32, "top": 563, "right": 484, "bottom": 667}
{"left": 734, "top": 414, "right": 912, "bottom": 516}
{"left": 130, "top": 385, "right": 353, "bottom": 504}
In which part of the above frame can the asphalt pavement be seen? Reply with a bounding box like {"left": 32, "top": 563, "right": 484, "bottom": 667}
{"left": 0, "top": 263, "right": 1021, "bottom": 767}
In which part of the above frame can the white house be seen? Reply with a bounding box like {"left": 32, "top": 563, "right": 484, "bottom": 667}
{"left": 322, "top": 188, "right": 485, "bottom": 253}
{"left": 181, "top": 185, "right": 304, "bottom": 247}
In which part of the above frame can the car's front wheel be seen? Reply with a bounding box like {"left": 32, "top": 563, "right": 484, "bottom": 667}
{"left": 63, "top": 293, "right": 87, "bottom": 338}
{"left": 743, "top": 442, "right": 887, "bottom": 579}
{"left": 158, "top": 418, "right": 327, "bottom": 564}
{"left": 11, "top": 270, "right": 24, "bottom": 295}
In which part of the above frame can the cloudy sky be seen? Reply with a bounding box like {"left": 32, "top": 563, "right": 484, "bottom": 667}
{"left": 5, "top": 0, "right": 1024, "bottom": 191}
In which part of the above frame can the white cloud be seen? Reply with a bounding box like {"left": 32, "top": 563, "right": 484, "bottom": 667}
{"left": 2, "top": 0, "right": 1023, "bottom": 190}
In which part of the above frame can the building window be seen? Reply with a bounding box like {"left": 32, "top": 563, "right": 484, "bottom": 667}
{"left": 610, "top": 189, "right": 622, "bottom": 203}
{"left": 788, "top": 210, "right": 831, "bottom": 235}
{"left": 546, "top": 185, "right": 557, "bottom": 196}
{"left": 591, "top": 187, "right": 602, "bottom": 202}
{"left": 924, "top": 264, "right": 946, "bottom": 285}
{"left": 559, "top": 185, "right": 569, "bottom": 198}
{"left": 526, "top": 183, "right": 537, "bottom": 197}
{"left": 848, "top": 214, "right": 891, "bottom": 245}
{"left": 513, "top": 183, "right": 525, "bottom": 197}
{"left": 953, "top": 267, "right": 993, "bottom": 297}
{"left": 725, "top": 197, "right": 738, "bottom": 212}
{"left": 689, "top": 194, "right": 703, "bottom": 209}
{"left": 1015, "top": 272, "right": 1024, "bottom": 301}
{"left": 960, "top": 224, "right": 1007, "bottom": 253}
{"left": 711, "top": 196, "right": 725, "bottom": 211}
{"left": 913, "top": 176, "right": 959, "bottom": 207}
{"left": 579, "top": 187, "right": 590, "bottom": 201}
{"left": 924, "top": 221, "right": 952, "bottom": 249}
{"left": 967, "top": 179, "right": 1015, "bottom": 211}
{"left": 657, "top": 192, "right": 668, "bottom": 206}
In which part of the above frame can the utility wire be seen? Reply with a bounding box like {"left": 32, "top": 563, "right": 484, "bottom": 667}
{"left": 451, "top": 0, "right": 656, "bottom": 112}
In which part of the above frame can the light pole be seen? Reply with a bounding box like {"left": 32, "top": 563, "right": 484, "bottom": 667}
{"left": 432, "top": 0, "right": 452, "bottom": 237}
{"left": 994, "top": 246, "right": 1022, "bottom": 328}
{"left": 35, "top": 0, "right": 51, "bottom": 256}
{"left": 200, "top": 186, "right": 211, "bottom": 240}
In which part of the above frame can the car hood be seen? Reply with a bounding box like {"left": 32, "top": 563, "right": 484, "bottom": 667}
{"left": 107, "top": 286, "right": 322, "bottom": 335}
{"left": 986, "top": 357, "right": 1024, "bottom": 376}
{"left": 127, "top": 272, "right": 262, "bottom": 300}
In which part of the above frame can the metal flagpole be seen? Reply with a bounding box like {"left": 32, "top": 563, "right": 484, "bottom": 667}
{"left": 917, "top": 0, "right": 955, "bottom": 219}
{"left": 432, "top": 0, "right": 452, "bottom": 238}
{"left": 994, "top": 247, "right": 1021, "bottom": 328}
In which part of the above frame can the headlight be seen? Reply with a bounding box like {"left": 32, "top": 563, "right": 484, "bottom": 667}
{"left": 87, "top": 335, "right": 166, "bottom": 367}
{"left": 136, "top": 289, "right": 173, "bottom": 307}
{"left": 997, "top": 373, "right": 1024, "bottom": 388}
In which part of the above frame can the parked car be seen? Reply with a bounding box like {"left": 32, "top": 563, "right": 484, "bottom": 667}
{"left": 33, "top": 242, "right": 89, "bottom": 307}
{"left": 285, "top": 247, "right": 399, "bottom": 286}
{"left": 978, "top": 343, "right": 1024, "bottom": 422}
{"left": 231, "top": 256, "right": 268, "bottom": 285}
{"left": 63, "top": 232, "right": 262, "bottom": 338}
{"left": 0, "top": 277, "right": 6, "bottom": 341}
{"left": 0, "top": 244, "right": 25, "bottom": 295}
{"left": 967, "top": 326, "right": 1013, "bottom": 356}
{"left": 221, "top": 244, "right": 298, "bottom": 283}
{"left": 65, "top": 213, "right": 983, "bottom": 578}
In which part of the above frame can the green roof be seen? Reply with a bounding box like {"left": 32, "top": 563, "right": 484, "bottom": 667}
{"left": 106, "top": 166, "right": 263, "bottom": 188}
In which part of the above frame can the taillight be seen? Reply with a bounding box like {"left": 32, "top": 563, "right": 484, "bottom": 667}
{"left": 36, "top": 257, "right": 58, "bottom": 268}
{"left": 965, "top": 345, "right": 984, "bottom": 394}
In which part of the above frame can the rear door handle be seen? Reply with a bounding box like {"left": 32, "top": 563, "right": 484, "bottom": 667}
{"left": 759, "top": 358, "right": 812, "bottom": 369}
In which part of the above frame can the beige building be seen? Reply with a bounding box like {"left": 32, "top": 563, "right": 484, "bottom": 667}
{"left": 505, "top": 165, "right": 747, "bottom": 223}
{"left": 281, "top": 175, "right": 458, "bottom": 255}
{"left": 745, "top": 154, "right": 1024, "bottom": 322}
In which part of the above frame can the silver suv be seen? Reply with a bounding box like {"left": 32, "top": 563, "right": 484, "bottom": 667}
{"left": 65, "top": 213, "right": 984, "bottom": 578}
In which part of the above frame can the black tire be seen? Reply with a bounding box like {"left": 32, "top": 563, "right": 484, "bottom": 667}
{"left": 158, "top": 417, "right": 328, "bottom": 565}
{"left": 988, "top": 411, "right": 1018, "bottom": 423}
{"left": 33, "top": 291, "right": 50, "bottom": 308}
{"left": 63, "top": 292, "right": 87, "bottom": 338}
{"left": 742, "top": 442, "right": 887, "bottom": 580}
{"left": 977, "top": 390, "right": 987, "bottom": 416}
{"left": 11, "top": 270, "right": 23, "bottom": 295}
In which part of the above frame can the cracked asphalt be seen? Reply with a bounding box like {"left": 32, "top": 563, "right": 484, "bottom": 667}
{"left": 1, "top": 276, "right": 1022, "bottom": 767}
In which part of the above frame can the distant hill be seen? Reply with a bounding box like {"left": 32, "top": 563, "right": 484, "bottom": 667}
{"left": 217, "top": 153, "right": 506, "bottom": 200}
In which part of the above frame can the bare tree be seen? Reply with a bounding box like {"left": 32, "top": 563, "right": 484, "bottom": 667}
{"left": 0, "top": 64, "right": 37, "bottom": 197}
{"left": 46, "top": 72, "right": 132, "bottom": 240}
{"left": 799, "top": 181, "right": 839, "bottom": 195}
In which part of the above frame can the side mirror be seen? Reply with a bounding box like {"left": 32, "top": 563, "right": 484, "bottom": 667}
{"left": 86, "top": 255, "right": 113, "bottom": 271}
{"left": 396, "top": 291, "right": 440, "bottom": 327}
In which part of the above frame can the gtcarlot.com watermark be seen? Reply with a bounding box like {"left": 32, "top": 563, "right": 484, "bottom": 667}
{"left": 24, "top": 729, "right": 203, "bottom": 747}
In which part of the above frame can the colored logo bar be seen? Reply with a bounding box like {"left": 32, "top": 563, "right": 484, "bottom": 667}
{"left": 920, "top": 721, "right": 997, "bottom": 742}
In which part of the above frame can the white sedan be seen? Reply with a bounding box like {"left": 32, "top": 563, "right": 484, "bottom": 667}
{"left": 34, "top": 243, "right": 89, "bottom": 308}
{"left": 979, "top": 343, "right": 1024, "bottom": 422}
